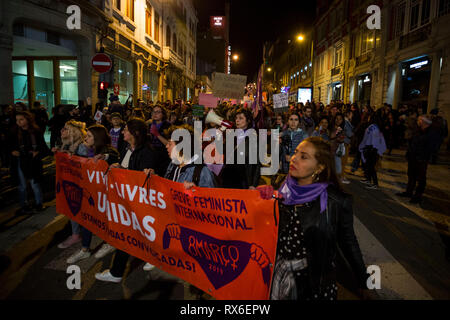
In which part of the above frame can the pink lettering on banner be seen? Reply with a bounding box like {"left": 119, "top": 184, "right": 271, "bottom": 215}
{"left": 199, "top": 93, "right": 219, "bottom": 109}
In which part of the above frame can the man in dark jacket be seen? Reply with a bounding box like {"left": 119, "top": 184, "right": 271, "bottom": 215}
{"left": 31, "top": 101, "right": 49, "bottom": 133}
{"left": 397, "top": 115, "right": 441, "bottom": 204}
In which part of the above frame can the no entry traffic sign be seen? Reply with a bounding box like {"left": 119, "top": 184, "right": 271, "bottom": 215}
{"left": 91, "top": 53, "right": 112, "bottom": 74}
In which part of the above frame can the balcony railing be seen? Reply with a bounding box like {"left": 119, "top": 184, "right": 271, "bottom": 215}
{"left": 356, "top": 52, "right": 372, "bottom": 67}
{"left": 399, "top": 25, "right": 431, "bottom": 50}
{"left": 163, "top": 46, "right": 184, "bottom": 70}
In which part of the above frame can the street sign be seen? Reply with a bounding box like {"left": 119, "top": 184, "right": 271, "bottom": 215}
{"left": 91, "top": 53, "right": 112, "bottom": 74}
{"left": 114, "top": 84, "right": 120, "bottom": 95}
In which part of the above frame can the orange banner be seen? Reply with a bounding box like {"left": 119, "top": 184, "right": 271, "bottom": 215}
{"left": 55, "top": 153, "right": 279, "bottom": 300}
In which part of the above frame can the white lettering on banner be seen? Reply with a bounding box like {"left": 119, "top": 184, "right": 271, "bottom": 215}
{"left": 66, "top": 5, "right": 81, "bottom": 30}
{"left": 367, "top": 5, "right": 381, "bottom": 30}
{"left": 273, "top": 93, "right": 289, "bottom": 109}
{"left": 212, "top": 72, "right": 247, "bottom": 100}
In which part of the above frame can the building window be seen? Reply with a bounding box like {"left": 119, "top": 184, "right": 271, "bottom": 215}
{"left": 421, "top": 0, "right": 431, "bottom": 24}
{"left": 112, "top": 58, "right": 133, "bottom": 104}
{"left": 375, "top": 30, "right": 382, "bottom": 48}
{"left": 125, "top": 0, "right": 134, "bottom": 21}
{"left": 334, "top": 46, "right": 343, "bottom": 67}
{"left": 166, "top": 26, "right": 171, "bottom": 47}
{"left": 60, "top": 60, "right": 78, "bottom": 105}
{"left": 410, "top": 0, "right": 420, "bottom": 31}
{"left": 34, "top": 60, "right": 55, "bottom": 112}
{"left": 395, "top": 2, "right": 406, "bottom": 37}
{"left": 145, "top": 4, "right": 152, "bottom": 36}
{"left": 408, "top": 0, "right": 433, "bottom": 32}
{"left": 154, "top": 12, "right": 160, "bottom": 43}
{"left": 439, "top": 0, "right": 450, "bottom": 17}
{"left": 12, "top": 60, "right": 28, "bottom": 105}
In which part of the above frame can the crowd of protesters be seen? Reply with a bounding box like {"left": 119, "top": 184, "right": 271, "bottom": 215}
{"left": 0, "top": 96, "right": 448, "bottom": 214}
{"left": 0, "top": 93, "right": 448, "bottom": 299}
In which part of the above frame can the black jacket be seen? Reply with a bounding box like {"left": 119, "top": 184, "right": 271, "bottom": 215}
{"left": 120, "top": 143, "right": 169, "bottom": 175}
{"left": 99, "top": 145, "right": 120, "bottom": 166}
{"left": 277, "top": 185, "right": 368, "bottom": 298}
{"left": 221, "top": 129, "right": 261, "bottom": 189}
{"left": 9, "top": 127, "right": 50, "bottom": 184}
{"left": 407, "top": 126, "right": 441, "bottom": 162}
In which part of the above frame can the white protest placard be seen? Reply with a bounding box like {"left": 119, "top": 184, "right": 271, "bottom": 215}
{"left": 199, "top": 93, "right": 219, "bottom": 108}
{"left": 273, "top": 93, "right": 289, "bottom": 109}
{"left": 212, "top": 72, "right": 247, "bottom": 100}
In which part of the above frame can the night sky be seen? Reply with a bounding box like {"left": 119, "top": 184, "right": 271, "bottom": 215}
{"left": 194, "top": 0, "right": 317, "bottom": 80}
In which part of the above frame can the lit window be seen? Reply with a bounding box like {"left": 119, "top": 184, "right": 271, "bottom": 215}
{"left": 145, "top": 4, "right": 152, "bottom": 36}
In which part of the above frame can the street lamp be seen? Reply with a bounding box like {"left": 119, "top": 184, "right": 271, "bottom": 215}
{"left": 297, "top": 35, "right": 304, "bottom": 42}
{"left": 233, "top": 54, "right": 239, "bottom": 61}
{"left": 267, "top": 67, "right": 272, "bottom": 72}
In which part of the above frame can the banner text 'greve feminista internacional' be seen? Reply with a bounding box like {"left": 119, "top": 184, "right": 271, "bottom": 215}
{"left": 55, "top": 152, "right": 279, "bottom": 300}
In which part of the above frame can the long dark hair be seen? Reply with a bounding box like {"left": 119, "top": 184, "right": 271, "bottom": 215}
{"left": 15, "top": 111, "right": 40, "bottom": 133}
{"left": 235, "top": 107, "right": 253, "bottom": 129}
{"left": 126, "top": 118, "right": 148, "bottom": 148}
{"left": 304, "top": 137, "right": 342, "bottom": 190}
{"left": 330, "top": 112, "right": 345, "bottom": 131}
{"left": 87, "top": 124, "right": 111, "bottom": 154}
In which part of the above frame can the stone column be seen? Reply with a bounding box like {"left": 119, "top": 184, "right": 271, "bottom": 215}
{"left": 428, "top": 51, "right": 442, "bottom": 112}
{"left": 0, "top": 32, "right": 14, "bottom": 105}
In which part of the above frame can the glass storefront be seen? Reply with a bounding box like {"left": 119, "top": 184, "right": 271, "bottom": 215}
{"left": 357, "top": 74, "right": 372, "bottom": 106}
{"left": 332, "top": 82, "right": 342, "bottom": 101}
{"left": 143, "top": 68, "right": 159, "bottom": 102}
{"left": 34, "top": 60, "right": 54, "bottom": 111}
{"left": 12, "top": 60, "right": 28, "bottom": 104}
{"left": 12, "top": 58, "right": 78, "bottom": 115}
{"left": 110, "top": 57, "right": 134, "bottom": 104}
{"left": 401, "top": 56, "right": 431, "bottom": 112}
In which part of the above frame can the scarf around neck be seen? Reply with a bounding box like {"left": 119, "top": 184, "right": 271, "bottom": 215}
{"left": 278, "top": 175, "right": 329, "bottom": 213}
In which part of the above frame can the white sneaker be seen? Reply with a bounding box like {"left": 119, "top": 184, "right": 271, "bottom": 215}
{"left": 94, "top": 243, "right": 116, "bottom": 259}
{"left": 95, "top": 269, "right": 122, "bottom": 283}
{"left": 67, "top": 249, "right": 91, "bottom": 264}
{"left": 365, "top": 184, "right": 379, "bottom": 190}
{"left": 143, "top": 262, "right": 155, "bottom": 271}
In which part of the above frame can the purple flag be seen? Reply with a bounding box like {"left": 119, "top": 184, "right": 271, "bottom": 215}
{"left": 252, "top": 65, "right": 265, "bottom": 129}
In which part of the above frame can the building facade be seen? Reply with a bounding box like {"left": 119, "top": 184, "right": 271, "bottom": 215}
{"left": 1, "top": 0, "right": 197, "bottom": 113}
{"left": 266, "top": 32, "right": 314, "bottom": 104}
{"left": 313, "top": 0, "right": 450, "bottom": 120}
{"left": 1, "top": 0, "right": 107, "bottom": 114}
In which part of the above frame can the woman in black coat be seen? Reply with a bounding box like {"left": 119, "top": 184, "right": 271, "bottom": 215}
{"left": 9, "top": 111, "right": 50, "bottom": 214}
{"left": 94, "top": 118, "right": 168, "bottom": 283}
{"left": 221, "top": 107, "right": 261, "bottom": 189}
{"left": 257, "top": 137, "right": 373, "bottom": 300}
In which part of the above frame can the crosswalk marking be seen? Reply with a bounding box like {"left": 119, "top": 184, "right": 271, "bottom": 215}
{"left": 353, "top": 216, "right": 433, "bottom": 300}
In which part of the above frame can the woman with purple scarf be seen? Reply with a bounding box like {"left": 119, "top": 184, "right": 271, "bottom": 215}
{"left": 257, "top": 137, "right": 373, "bottom": 300}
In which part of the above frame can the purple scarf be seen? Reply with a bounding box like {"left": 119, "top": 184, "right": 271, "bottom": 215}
{"left": 278, "top": 175, "right": 329, "bottom": 213}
